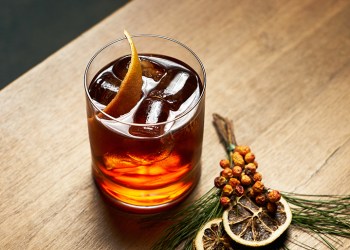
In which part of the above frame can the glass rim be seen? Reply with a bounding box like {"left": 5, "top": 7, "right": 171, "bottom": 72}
{"left": 84, "top": 33, "right": 206, "bottom": 127}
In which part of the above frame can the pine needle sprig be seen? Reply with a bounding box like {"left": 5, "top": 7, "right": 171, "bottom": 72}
{"left": 151, "top": 187, "right": 223, "bottom": 250}
{"left": 283, "top": 192, "right": 350, "bottom": 239}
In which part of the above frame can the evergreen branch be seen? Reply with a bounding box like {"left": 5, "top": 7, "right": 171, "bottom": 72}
{"left": 151, "top": 187, "right": 223, "bottom": 250}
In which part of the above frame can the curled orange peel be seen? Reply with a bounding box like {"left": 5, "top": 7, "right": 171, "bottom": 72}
{"left": 103, "top": 30, "right": 143, "bottom": 118}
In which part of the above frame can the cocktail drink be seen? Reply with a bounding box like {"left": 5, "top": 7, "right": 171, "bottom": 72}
{"left": 84, "top": 33, "right": 206, "bottom": 213}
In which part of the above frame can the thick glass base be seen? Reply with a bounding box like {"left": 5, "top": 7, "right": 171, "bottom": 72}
{"left": 92, "top": 163, "right": 201, "bottom": 214}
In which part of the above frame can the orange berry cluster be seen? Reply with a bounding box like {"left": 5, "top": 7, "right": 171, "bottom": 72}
{"left": 214, "top": 145, "right": 281, "bottom": 212}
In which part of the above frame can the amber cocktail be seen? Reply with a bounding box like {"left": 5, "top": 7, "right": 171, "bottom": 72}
{"left": 84, "top": 34, "right": 206, "bottom": 213}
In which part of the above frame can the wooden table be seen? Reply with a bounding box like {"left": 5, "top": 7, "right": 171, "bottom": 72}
{"left": 1, "top": 0, "right": 349, "bottom": 249}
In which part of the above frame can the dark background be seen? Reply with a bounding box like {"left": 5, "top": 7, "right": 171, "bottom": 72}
{"left": 0, "top": 0, "right": 128, "bottom": 90}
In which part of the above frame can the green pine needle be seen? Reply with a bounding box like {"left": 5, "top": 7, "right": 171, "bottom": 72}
{"left": 151, "top": 187, "right": 223, "bottom": 250}
{"left": 283, "top": 192, "right": 350, "bottom": 249}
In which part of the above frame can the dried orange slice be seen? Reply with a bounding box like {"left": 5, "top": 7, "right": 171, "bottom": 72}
{"left": 222, "top": 195, "right": 292, "bottom": 247}
{"left": 103, "top": 30, "right": 143, "bottom": 117}
{"left": 194, "top": 218, "right": 234, "bottom": 250}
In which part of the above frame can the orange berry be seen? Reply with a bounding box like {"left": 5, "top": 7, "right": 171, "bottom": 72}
{"left": 232, "top": 166, "right": 242, "bottom": 177}
{"left": 255, "top": 194, "right": 267, "bottom": 205}
{"left": 235, "top": 185, "right": 245, "bottom": 196}
{"left": 245, "top": 163, "right": 257, "bottom": 174}
{"left": 244, "top": 152, "right": 255, "bottom": 163}
{"left": 240, "top": 174, "right": 252, "bottom": 186}
{"left": 253, "top": 172, "right": 262, "bottom": 182}
{"left": 252, "top": 181, "right": 264, "bottom": 194}
{"left": 234, "top": 145, "right": 251, "bottom": 156}
{"left": 219, "top": 159, "right": 230, "bottom": 169}
{"left": 231, "top": 152, "right": 245, "bottom": 167}
{"left": 221, "top": 168, "right": 233, "bottom": 178}
{"left": 214, "top": 176, "right": 227, "bottom": 188}
{"left": 220, "top": 197, "right": 231, "bottom": 207}
{"left": 222, "top": 185, "right": 234, "bottom": 196}
{"left": 267, "top": 190, "right": 281, "bottom": 203}
{"left": 229, "top": 178, "right": 240, "bottom": 187}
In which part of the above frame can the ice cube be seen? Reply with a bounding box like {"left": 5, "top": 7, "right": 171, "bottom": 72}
{"left": 129, "top": 97, "right": 171, "bottom": 137}
{"left": 134, "top": 97, "right": 170, "bottom": 124}
{"left": 164, "top": 71, "right": 190, "bottom": 95}
{"left": 149, "top": 70, "right": 199, "bottom": 111}
{"left": 147, "top": 69, "right": 177, "bottom": 98}
{"left": 89, "top": 72, "right": 122, "bottom": 105}
{"left": 112, "top": 55, "right": 131, "bottom": 80}
{"left": 141, "top": 58, "right": 166, "bottom": 82}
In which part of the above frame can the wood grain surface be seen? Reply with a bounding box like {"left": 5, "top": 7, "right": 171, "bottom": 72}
{"left": 1, "top": 0, "right": 349, "bottom": 249}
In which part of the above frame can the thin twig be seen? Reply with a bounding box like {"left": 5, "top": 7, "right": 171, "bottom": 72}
{"left": 212, "top": 113, "right": 237, "bottom": 148}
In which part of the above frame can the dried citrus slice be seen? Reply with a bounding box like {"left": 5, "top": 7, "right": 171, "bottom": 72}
{"left": 222, "top": 195, "right": 292, "bottom": 247}
{"left": 103, "top": 30, "right": 143, "bottom": 117}
{"left": 194, "top": 218, "right": 234, "bottom": 250}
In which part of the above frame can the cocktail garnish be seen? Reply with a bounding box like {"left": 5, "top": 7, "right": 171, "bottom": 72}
{"left": 103, "top": 30, "right": 143, "bottom": 117}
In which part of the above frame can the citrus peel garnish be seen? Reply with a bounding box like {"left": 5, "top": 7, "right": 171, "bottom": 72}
{"left": 222, "top": 195, "right": 292, "bottom": 247}
{"left": 103, "top": 30, "right": 143, "bottom": 117}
